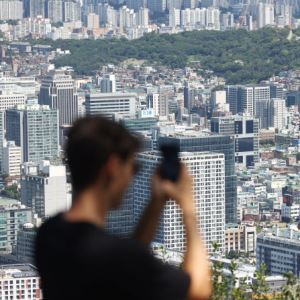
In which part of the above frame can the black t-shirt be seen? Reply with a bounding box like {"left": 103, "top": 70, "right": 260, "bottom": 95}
{"left": 35, "top": 213, "right": 190, "bottom": 300}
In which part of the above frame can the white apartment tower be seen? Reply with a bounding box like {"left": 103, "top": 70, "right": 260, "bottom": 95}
{"left": 270, "top": 98, "right": 287, "bottom": 131}
{"left": 0, "top": 0, "right": 23, "bottom": 21}
{"left": 2, "top": 141, "right": 22, "bottom": 177}
{"left": 46, "top": 0, "right": 63, "bottom": 23}
{"left": 169, "top": 8, "right": 181, "bottom": 27}
{"left": 134, "top": 151, "right": 225, "bottom": 253}
{"left": 257, "top": 2, "right": 275, "bottom": 28}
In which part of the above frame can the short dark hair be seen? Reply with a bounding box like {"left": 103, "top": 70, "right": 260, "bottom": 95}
{"left": 66, "top": 116, "right": 141, "bottom": 195}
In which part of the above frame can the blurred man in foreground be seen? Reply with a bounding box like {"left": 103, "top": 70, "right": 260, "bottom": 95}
{"left": 35, "top": 116, "right": 212, "bottom": 300}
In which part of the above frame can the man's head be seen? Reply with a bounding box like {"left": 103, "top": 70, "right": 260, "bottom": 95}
{"left": 66, "top": 116, "right": 141, "bottom": 209}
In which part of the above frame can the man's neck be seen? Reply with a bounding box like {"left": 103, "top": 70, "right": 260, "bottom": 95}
{"left": 64, "top": 189, "right": 108, "bottom": 228}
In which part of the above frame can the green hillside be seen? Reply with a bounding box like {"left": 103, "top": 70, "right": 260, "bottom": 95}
{"left": 52, "top": 28, "right": 300, "bottom": 84}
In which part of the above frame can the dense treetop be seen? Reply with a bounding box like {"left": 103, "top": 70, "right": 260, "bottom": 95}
{"left": 51, "top": 28, "right": 300, "bottom": 84}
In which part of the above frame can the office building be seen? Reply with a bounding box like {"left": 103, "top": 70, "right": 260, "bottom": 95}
{"left": 270, "top": 98, "right": 287, "bottom": 131}
{"left": 6, "top": 104, "right": 59, "bottom": 163}
{"left": 0, "top": 0, "right": 23, "bottom": 21}
{"left": 2, "top": 141, "right": 22, "bottom": 177}
{"left": 0, "top": 91, "right": 26, "bottom": 111}
{"left": 24, "top": 0, "right": 46, "bottom": 18}
{"left": 46, "top": 0, "right": 63, "bottom": 23}
{"left": 183, "top": 82, "right": 195, "bottom": 113}
{"left": 20, "top": 161, "right": 69, "bottom": 218}
{"left": 255, "top": 99, "right": 271, "bottom": 129}
{"left": 63, "top": 0, "right": 81, "bottom": 22}
{"left": 39, "top": 70, "right": 78, "bottom": 127}
{"left": 0, "top": 75, "right": 36, "bottom": 97}
{"left": 211, "top": 114, "right": 259, "bottom": 167}
{"left": 211, "top": 90, "right": 229, "bottom": 113}
{"left": 286, "top": 91, "right": 300, "bottom": 107}
{"left": 270, "top": 84, "right": 284, "bottom": 99}
{"left": 0, "top": 264, "right": 41, "bottom": 299}
{"left": 0, "top": 112, "right": 5, "bottom": 171}
{"left": 100, "top": 74, "right": 116, "bottom": 93}
{"left": 146, "top": 93, "right": 159, "bottom": 116}
{"left": 0, "top": 199, "right": 32, "bottom": 254}
{"left": 121, "top": 117, "right": 158, "bottom": 132}
{"left": 257, "top": 225, "right": 300, "bottom": 278}
{"left": 159, "top": 133, "right": 236, "bottom": 224}
{"left": 226, "top": 85, "right": 242, "bottom": 115}
{"left": 85, "top": 92, "right": 137, "bottom": 119}
{"left": 134, "top": 151, "right": 225, "bottom": 253}
{"left": 15, "top": 223, "right": 36, "bottom": 264}
{"left": 225, "top": 224, "right": 256, "bottom": 254}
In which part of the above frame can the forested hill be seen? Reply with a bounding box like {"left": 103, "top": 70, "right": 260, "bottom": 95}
{"left": 52, "top": 28, "right": 300, "bottom": 84}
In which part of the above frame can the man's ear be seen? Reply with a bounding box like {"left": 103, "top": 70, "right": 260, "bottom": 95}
{"left": 104, "top": 154, "right": 120, "bottom": 178}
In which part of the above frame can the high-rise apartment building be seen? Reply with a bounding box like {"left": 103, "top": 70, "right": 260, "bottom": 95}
{"left": 87, "top": 13, "right": 99, "bottom": 29}
{"left": 20, "top": 161, "right": 69, "bottom": 218}
{"left": 2, "top": 141, "right": 22, "bottom": 177}
{"left": 270, "top": 98, "right": 287, "bottom": 131}
{"left": 39, "top": 70, "right": 78, "bottom": 127}
{"left": 24, "top": 0, "right": 46, "bottom": 18}
{"left": 169, "top": 8, "right": 181, "bottom": 27}
{"left": 6, "top": 104, "right": 59, "bottom": 163}
{"left": 136, "top": 7, "right": 149, "bottom": 26}
{"left": 134, "top": 151, "right": 225, "bottom": 253}
{"left": 46, "top": 0, "right": 63, "bottom": 23}
{"left": 0, "top": 0, "right": 23, "bottom": 21}
{"left": 63, "top": 0, "right": 81, "bottom": 22}
{"left": 257, "top": 2, "right": 275, "bottom": 28}
{"left": 85, "top": 92, "right": 137, "bottom": 119}
{"left": 211, "top": 114, "right": 259, "bottom": 167}
{"left": 158, "top": 133, "right": 236, "bottom": 224}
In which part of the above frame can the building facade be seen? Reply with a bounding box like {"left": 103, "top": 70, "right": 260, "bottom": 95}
{"left": 20, "top": 161, "right": 69, "bottom": 219}
{"left": 6, "top": 104, "right": 59, "bottom": 163}
{"left": 211, "top": 114, "right": 259, "bottom": 167}
{"left": 159, "top": 133, "right": 237, "bottom": 224}
{"left": 39, "top": 70, "right": 78, "bottom": 127}
{"left": 85, "top": 92, "right": 137, "bottom": 119}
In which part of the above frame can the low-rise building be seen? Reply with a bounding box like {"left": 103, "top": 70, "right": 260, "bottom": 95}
{"left": 257, "top": 225, "right": 300, "bottom": 278}
{"left": 0, "top": 264, "right": 41, "bottom": 299}
{"left": 225, "top": 224, "right": 256, "bottom": 254}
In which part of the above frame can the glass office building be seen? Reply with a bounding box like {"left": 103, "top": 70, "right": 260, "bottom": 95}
{"left": 159, "top": 133, "right": 236, "bottom": 224}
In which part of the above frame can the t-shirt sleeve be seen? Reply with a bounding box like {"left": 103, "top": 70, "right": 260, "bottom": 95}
{"left": 113, "top": 240, "right": 191, "bottom": 300}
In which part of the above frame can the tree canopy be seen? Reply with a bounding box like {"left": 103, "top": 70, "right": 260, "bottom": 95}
{"left": 50, "top": 28, "right": 300, "bottom": 84}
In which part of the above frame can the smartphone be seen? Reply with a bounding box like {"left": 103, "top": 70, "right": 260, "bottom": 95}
{"left": 159, "top": 143, "right": 180, "bottom": 182}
